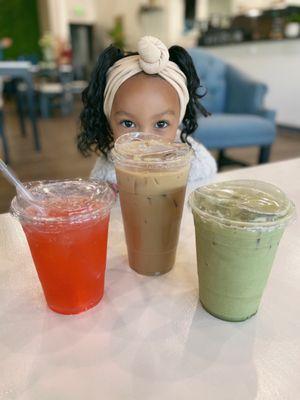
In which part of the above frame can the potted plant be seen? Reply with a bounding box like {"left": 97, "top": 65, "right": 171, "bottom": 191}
{"left": 285, "top": 13, "right": 300, "bottom": 38}
{"left": 39, "top": 32, "right": 56, "bottom": 63}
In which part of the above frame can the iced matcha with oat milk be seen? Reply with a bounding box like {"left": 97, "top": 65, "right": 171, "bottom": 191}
{"left": 189, "top": 180, "right": 295, "bottom": 322}
{"left": 112, "top": 132, "right": 192, "bottom": 275}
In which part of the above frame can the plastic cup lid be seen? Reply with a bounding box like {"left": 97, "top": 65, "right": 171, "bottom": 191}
{"left": 189, "top": 179, "right": 295, "bottom": 230}
{"left": 111, "top": 132, "right": 192, "bottom": 167}
{"left": 10, "top": 179, "right": 116, "bottom": 223}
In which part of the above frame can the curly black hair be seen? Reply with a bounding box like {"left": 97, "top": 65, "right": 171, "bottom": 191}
{"left": 77, "top": 44, "right": 210, "bottom": 158}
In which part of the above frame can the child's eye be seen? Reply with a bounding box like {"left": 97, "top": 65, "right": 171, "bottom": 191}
{"left": 121, "top": 120, "right": 135, "bottom": 128}
{"left": 155, "top": 120, "right": 169, "bottom": 129}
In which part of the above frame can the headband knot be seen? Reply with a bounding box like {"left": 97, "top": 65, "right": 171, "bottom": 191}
{"left": 138, "top": 36, "right": 169, "bottom": 74}
{"left": 103, "top": 36, "right": 189, "bottom": 122}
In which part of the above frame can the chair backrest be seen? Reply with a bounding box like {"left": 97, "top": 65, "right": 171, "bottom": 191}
{"left": 17, "top": 54, "right": 39, "bottom": 65}
{"left": 58, "top": 65, "right": 74, "bottom": 85}
{"left": 188, "top": 48, "right": 227, "bottom": 113}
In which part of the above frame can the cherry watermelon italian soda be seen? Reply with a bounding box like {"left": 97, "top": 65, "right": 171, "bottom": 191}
{"left": 10, "top": 179, "right": 115, "bottom": 315}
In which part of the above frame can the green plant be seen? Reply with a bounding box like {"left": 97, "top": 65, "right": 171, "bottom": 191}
{"left": 39, "top": 32, "right": 55, "bottom": 48}
{"left": 287, "top": 13, "right": 300, "bottom": 23}
{"left": 108, "top": 16, "right": 126, "bottom": 50}
{"left": 0, "top": 0, "right": 41, "bottom": 59}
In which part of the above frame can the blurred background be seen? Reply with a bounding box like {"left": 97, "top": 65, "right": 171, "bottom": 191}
{"left": 0, "top": 0, "right": 300, "bottom": 212}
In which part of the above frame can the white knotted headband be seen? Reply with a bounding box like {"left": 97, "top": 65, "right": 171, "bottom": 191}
{"left": 103, "top": 36, "right": 190, "bottom": 123}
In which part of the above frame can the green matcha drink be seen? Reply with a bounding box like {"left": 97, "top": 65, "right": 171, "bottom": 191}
{"left": 189, "top": 180, "right": 295, "bottom": 322}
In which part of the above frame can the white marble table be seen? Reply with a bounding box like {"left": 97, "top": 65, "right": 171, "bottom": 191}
{"left": 1, "top": 158, "right": 300, "bottom": 400}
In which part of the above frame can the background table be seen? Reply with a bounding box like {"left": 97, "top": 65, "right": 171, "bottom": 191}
{"left": 1, "top": 158, "right": 300, "bottom": 400}
{"left": 0, "top": 61, "right": 41, "bottom": 161}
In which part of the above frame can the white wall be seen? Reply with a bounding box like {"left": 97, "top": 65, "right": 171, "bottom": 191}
{"left": 233, "top": 0, "right": 300, "bottom": 15}
{"left": 65, "top": 0, "right": 96, "bottom": 24}
{"left": 233, "top": 0, "right": 274, "bottom": 13}
{"left": 39, "top": 0, "right": 300, "bottom": 45}
{"left": 208, "top": 40, "right": 300, "bottom": 128}
{"left": 94, "top": 0, "right": 185, "bottom": 49}
{"left": 166, "top": 0, "right": 185, "bottom": 45}
{"left": 39, "top": 0, "right": 97, "bottom": 41}
{"left": 95, "top": 0, "right": 144, "bottom": 49}
{"left": 196, "top": 0, "right": 208, "bottom": 19}
{"left": 39, "top": 0, "right": 185, "bottom": 50}
{"left": 47, "top": 0, "right": 69, "bottom": 41}
{"left": 37, "top": 0, "right": 51, "bottom": 33}
{"left": 208, "top": 0, "right": 233, "bottom": 15}
{"left": 197, "top": 0, "right": 300, "bottom": 19}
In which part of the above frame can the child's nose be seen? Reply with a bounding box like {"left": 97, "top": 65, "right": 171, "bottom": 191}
{"left": 140, "top": 125, "right": 155, "bottom": 134}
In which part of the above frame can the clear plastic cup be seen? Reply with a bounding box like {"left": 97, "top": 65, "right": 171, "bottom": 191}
{"left": 189, "top": 180, "right": 295, "bottom": 322}
{"left": 112, "top": 132, "right": 193, "bottom": 276}
{"left": 10, "top": 179, "right": 115, "bottom": 315}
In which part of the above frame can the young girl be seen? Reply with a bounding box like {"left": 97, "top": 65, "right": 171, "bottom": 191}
{"left": 77, "top": 36, "right": 217, "bottom": 186}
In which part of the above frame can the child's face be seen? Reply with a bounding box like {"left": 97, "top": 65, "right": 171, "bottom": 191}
{"left": 109, "top": 73, "right": 181, "bottom": 141}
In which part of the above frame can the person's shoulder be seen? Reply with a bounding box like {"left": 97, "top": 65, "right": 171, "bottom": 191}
{"left": 188, "top": 136, "right": 208, "bottom": 152}
{"left": 187, "top": 136, "right": 215, "bottom": 161}
{"left": 90, "top": 154, "right": 117, "bottom": 183}
{"left": 187, "top": 136, "right": 217, "bottom": 185}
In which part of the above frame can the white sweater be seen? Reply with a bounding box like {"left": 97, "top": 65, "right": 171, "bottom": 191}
{"left": 90, "top": 136, "right": 217, "bottom": 187}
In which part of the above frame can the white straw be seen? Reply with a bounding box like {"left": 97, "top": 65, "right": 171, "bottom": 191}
{"left": 0, "top": 159, "right": 41, "bottom": 207}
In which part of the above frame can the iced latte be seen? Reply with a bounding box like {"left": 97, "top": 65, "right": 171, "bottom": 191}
{"left": 112, "top": 133, "right": 192, "bottom": 275}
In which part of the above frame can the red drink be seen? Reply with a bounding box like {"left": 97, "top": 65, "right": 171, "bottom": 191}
{"left": 11, "top": 180, "right": 115, "bottom": 315}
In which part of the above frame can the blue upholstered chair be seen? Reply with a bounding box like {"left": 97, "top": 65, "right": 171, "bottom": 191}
{"left": 188, "top": 48, "right": 276, "bottom": 168}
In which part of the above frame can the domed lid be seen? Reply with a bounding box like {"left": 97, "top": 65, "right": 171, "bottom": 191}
{"left": 11, "top": 179, "right": 116, "bottom": 224}
{"left": 112, "top": 132, "right": 192, "bottom": 168}
{"left": 189, "top": 180, "right": 295, "bottom": 230}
